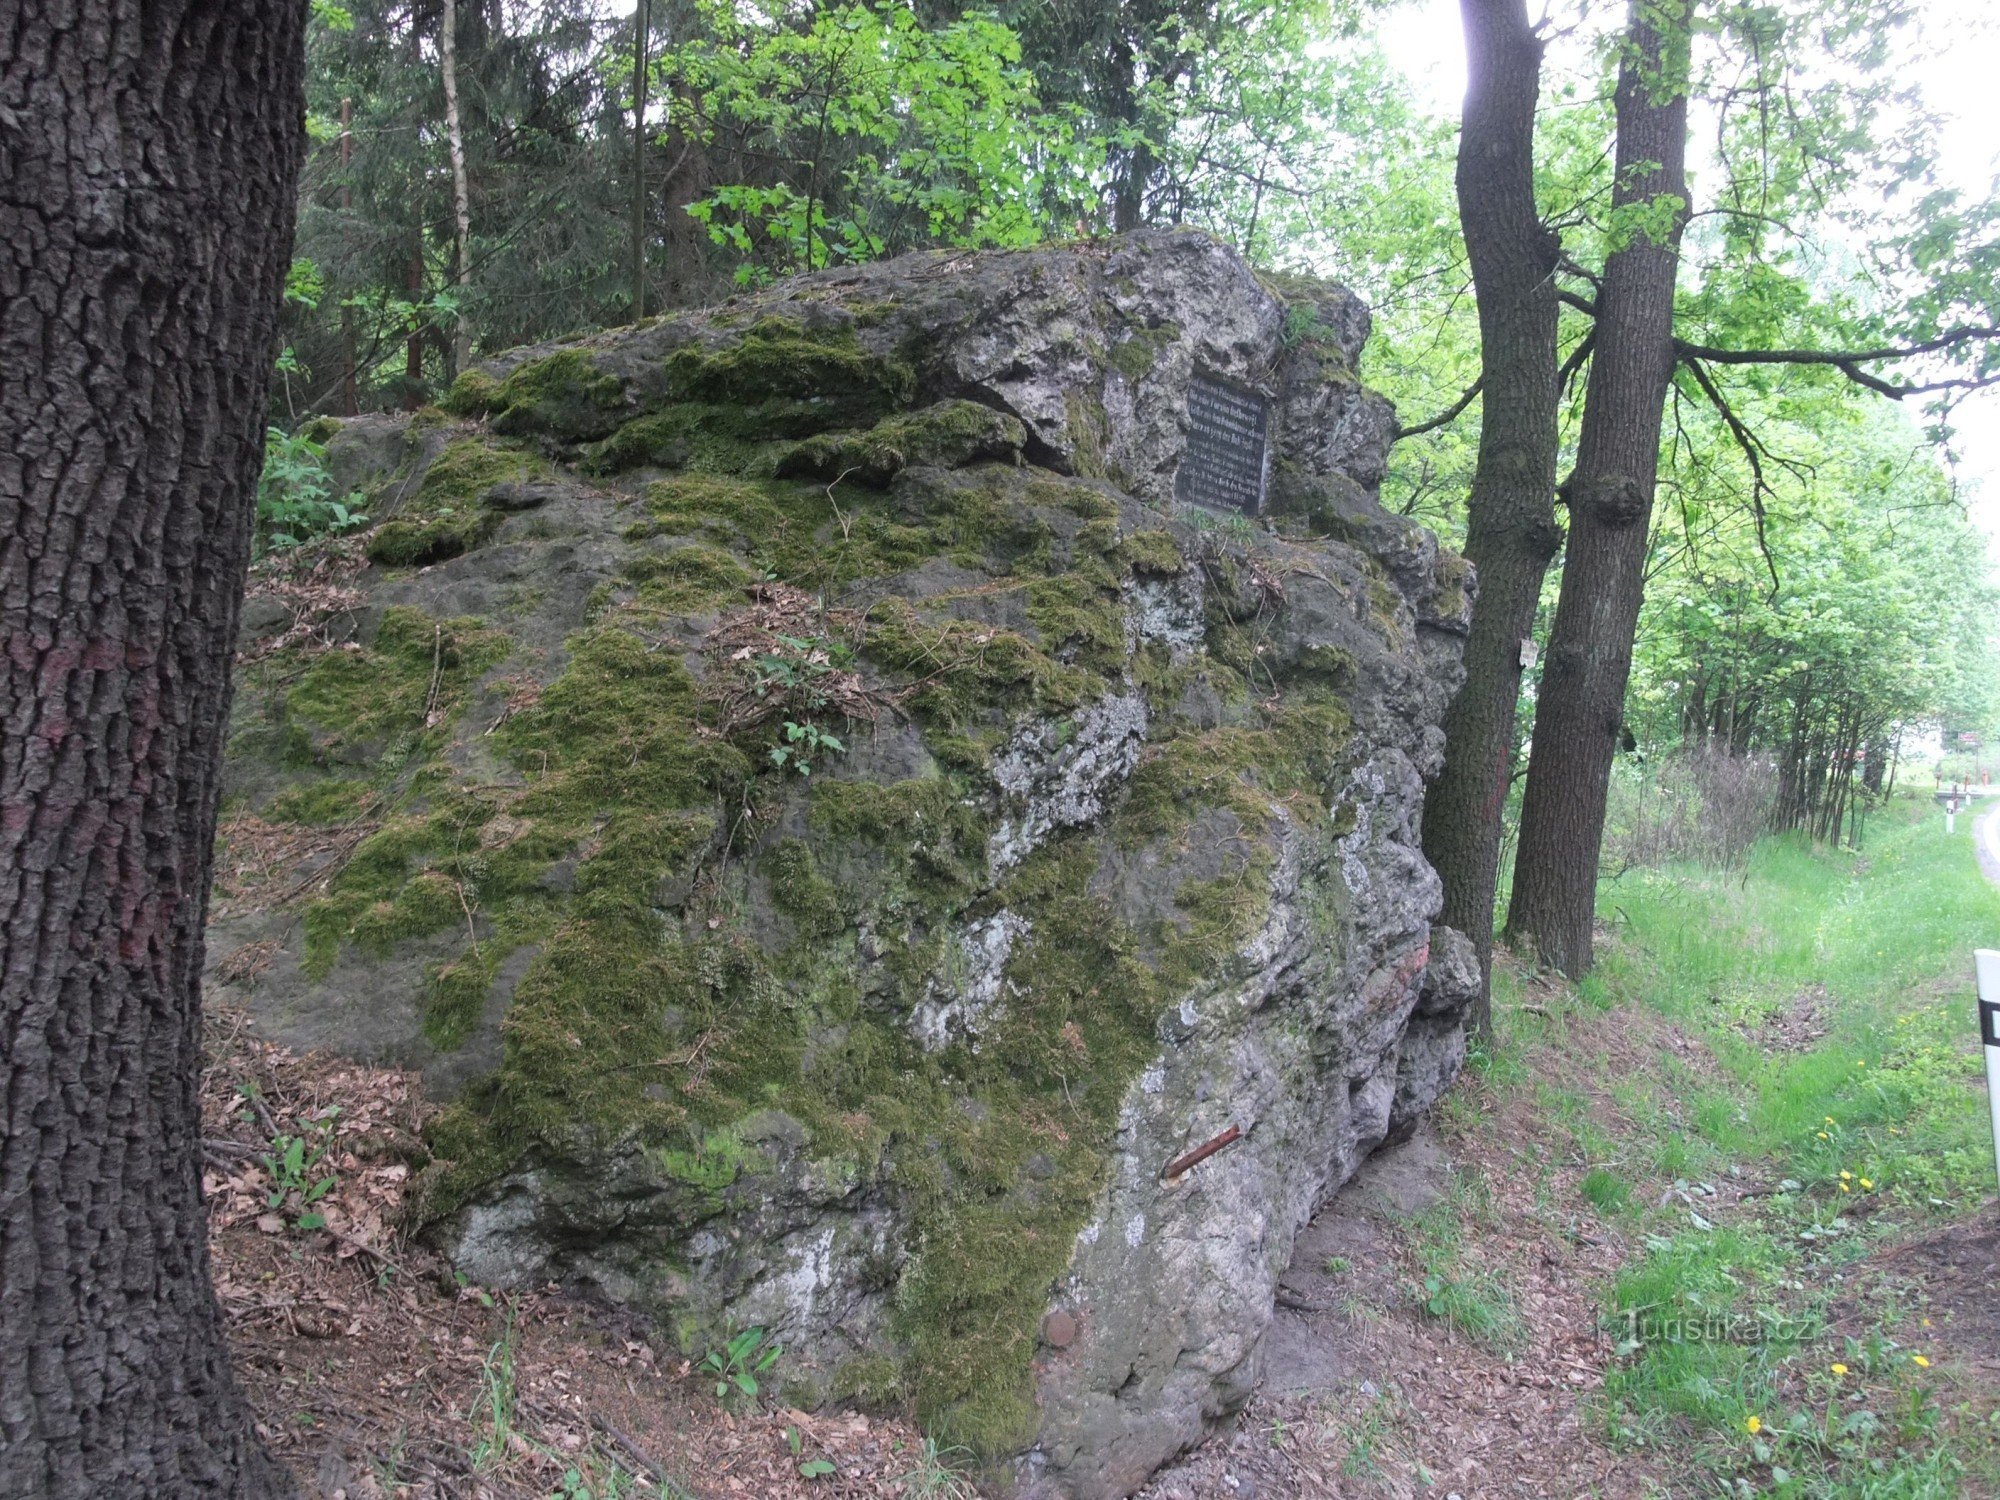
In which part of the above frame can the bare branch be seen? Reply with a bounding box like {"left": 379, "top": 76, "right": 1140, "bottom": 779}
{"left": 1557, "top": 327, "right": 1597, "bottom": 397}
{"left": 1676, "top": 354, "right": 1790, "bottom": 595}
{"left": 1672, "top": 326, "right": 2000, "bottom": 398}
{"left": 1392, "top": 376, "right": 1483, "bottom": 442}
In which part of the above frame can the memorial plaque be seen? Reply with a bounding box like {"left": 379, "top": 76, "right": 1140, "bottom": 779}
{"left": 1175, "top": 375, "right": 1271, "bottom": 516}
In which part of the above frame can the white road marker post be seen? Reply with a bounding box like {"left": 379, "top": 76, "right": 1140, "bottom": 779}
{"left": 1978, "top": 949, "right": 2000, "bottom": 1194}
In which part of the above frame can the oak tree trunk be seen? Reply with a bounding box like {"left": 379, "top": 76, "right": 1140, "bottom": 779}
{"left": 0, "top": 4, "right": 308, "bottom": 1495}
{"left": 1504, "top": 0, "right": 1690, "bottom": 975}
{"left": 1419, "top": 0, "right": 1563, "bottom": 1035}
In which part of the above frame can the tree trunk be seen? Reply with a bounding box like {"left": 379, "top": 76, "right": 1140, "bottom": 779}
{"left": 1419, "top": 0, "right": 1563, "bottom": 1036}
{"left": 0, "top": 4, "right": 307, "bottom": 1495}
{"left": 1503, "top": 0, "right": 1690, "bottom": 976}
{"left": 442, "top": 0, "right": 474, "bottom": 373}
{"left": 632, "top": 0, "right": 652, "bottom": 322}
{"left": 339, "top": 95, "right": 360, "bottom": 416}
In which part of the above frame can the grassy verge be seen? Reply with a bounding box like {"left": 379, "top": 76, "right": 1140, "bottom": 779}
{"left": 1471, "top": 792, "right": 2000, "bottom": 1497}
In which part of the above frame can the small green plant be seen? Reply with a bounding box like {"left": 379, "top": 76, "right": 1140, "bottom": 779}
{"left": 257, "top": 425, "right": 367, "bottom": 551}
{"left": 454, "top": 1269, "right": 497, "bottom": 1309}
{"left": 1322, "top": 1255, "right": 1351, "bottom": 1275}
{"left": 744, "top": 633, "right": 854, "bottom": 774}
{"left": 259, "top": 1106, "right": 340, "bottom": 1231}
{"left": 698, "top": 1326, "right": 781, "bottom": 1402}
{"left": 1419, "top": 1269, "right": 1517, "bottom": 1347}
{"left": 1580, "top": 1166, "right": 1632, "bottom": 1215}
{"left": 783, "top": 1427, "right": 837, "bottom": 1479}
{"left": 468, "top": 1303, "right": 519, "bottom": 1471}
{"left": 894, "top": 1439, "right": 979, "bottom": 1500}
{"left": 770, "top": 719, "right": 846, "bottom": 775}
{"left": 1406, "top": 1184, "right": 1519, "bottom": 1351}
{"left": 549, "top": 1462, "right": 640, "bottom": 1500}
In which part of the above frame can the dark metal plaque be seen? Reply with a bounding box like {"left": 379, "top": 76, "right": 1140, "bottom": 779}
{"left": 1175, "top": 375, "right": 1270, "bottom": 515}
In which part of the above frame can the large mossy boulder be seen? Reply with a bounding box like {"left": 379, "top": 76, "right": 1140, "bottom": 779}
{"left": 211, "top": 229, "right": 1477, "bottom": 1498}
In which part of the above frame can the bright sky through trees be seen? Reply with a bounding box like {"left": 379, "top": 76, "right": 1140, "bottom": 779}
{"left": 1377, "top": 0, "right": 2000, "bottom": 531}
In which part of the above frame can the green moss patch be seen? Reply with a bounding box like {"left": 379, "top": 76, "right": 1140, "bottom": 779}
{"left": 1121, "top": 528, "right": 1184, "bottom": 576}
{"left": 624, "top": 543, "right": 755, "bottom": 614}
{"left": 1105, "top": 321, "right": 1180, "bottom": 383}
{"left": 486, "top": 349, "right": 630, "bottom": 442}
{"left": 264, "top": 776, "right": 378, "bottom": 825}
{"left": 367, "top": 439, "right": 540, "bottom": 568}
{"left": 863, "top": 602, "right": 1099, "bottom": 726}
{"left": 282, "top": 607, "right": 510, "bottom": 769}
{"left": 661, "top": 317, "right": 915, "bottom": 417}
{"left": 583, "top": 400, "right": 837, "bottom": 477}
{"left": 776, "top": 400, "right": 1026, "bottom": 487}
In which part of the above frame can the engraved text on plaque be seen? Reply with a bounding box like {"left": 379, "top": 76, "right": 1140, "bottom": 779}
{"left": 1175, "top": 375, "right": 1270, "bottom": 515}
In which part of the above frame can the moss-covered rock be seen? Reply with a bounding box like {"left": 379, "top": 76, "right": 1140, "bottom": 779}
{"left": 775, "top": 399, "right": 1027, "bottom": 487}
{"left": 364, "top": 438, "right": 539, "bottom": 568}
{"left": 205, "top": 228, "right": 1473, "bottom": 1500}
{"left": 485, "top": 348, "right": 631, "bottom": 442}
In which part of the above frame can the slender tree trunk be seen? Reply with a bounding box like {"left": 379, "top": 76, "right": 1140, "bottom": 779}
{"left": 1504, "top": 0, "right": 1690, "bottom": 976}
{"left": 632, "top": 0, "right": 652, "bottom": 322}
{"left": 442, "top": 0, "right": 473, "bottom": 373}
{"left": 405, "top": 239, "right": 426, "bottom": 395}
{"left": 0, "top": 3, "right": 307, "bottom": 1495}
{"left": 339, "top": 95, "right": 360, "bottom": 416}
{"left": 1420, "top": 0, "right": 1563, "bottom": 1035}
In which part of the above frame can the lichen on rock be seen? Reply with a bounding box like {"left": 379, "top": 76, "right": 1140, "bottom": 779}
{"left": 209, "top": 228, "right": 1477, "bottom": 1499}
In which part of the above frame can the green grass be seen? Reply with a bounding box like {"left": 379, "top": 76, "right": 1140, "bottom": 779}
{"left": 1598, "top": 795, "right": 1998, "bottom": 1201}
{"left": 1564, "top": 793, "right": 2000, "bottom": 1496}
{"left": 1404, "top": 1172, "right": 1522, "bottom": 1352}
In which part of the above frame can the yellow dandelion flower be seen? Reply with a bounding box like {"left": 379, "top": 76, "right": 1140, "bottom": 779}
{"left": 1860, "top": 1178, "right": 1873, "bottom": 1189}
{"left": 1839, "top": 1182, "right": 1851, "bottom": 1192}
{"left": 1745, "top": 1415, "right": 1763, "bottom": 1434}
{"left": 1912, "top": 1354, "right": 1931, "bottom": 1368}
{"left": 1840, "top": 1170, "right": 1852, "bottom": 1180}
{"left": 1825, "top": 1116, "right": 1836, "bottom": 1124}
{"left": 1856, "top": 1060, "right": 1867, "bottom": 1068}
{"left": 1817, "top": 1132, "right": 1830, "bottom": 1140}
{"left": 1831, "top": 1363, "right": 1849, "bottom": 1376}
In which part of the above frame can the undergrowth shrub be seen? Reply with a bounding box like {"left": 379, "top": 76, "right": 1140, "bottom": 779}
{"left": 257, "top": 424, "right": 367, "bottom": 551}
{"left": 1604, "top": 746, "right": 1777, "bottom": 871}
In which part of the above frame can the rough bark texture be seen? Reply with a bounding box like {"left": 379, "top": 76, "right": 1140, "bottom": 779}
{"left": 1504, "top": 0, "right": 1690, "bottom": 975}
{"left": 0, "top": 4, "right": 308, "bottom": 1495}
{"left": 1419, "top": 0, "right": 1562, "bottom": 1034}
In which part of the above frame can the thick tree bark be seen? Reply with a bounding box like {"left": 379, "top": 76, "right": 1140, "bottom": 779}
{"left": 0, "top": 4, "right": 308, "bottom": 1496}
{"left": 1504, "top": 0, "right": 1690, "bottom": 976}
{"left": 1419, "top": 0, "right": 1563, "bottom": 1036}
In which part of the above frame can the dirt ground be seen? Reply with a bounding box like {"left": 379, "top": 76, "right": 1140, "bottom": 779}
{"left": 204, "top": 1012, "right": 948, "bottom": 1500}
